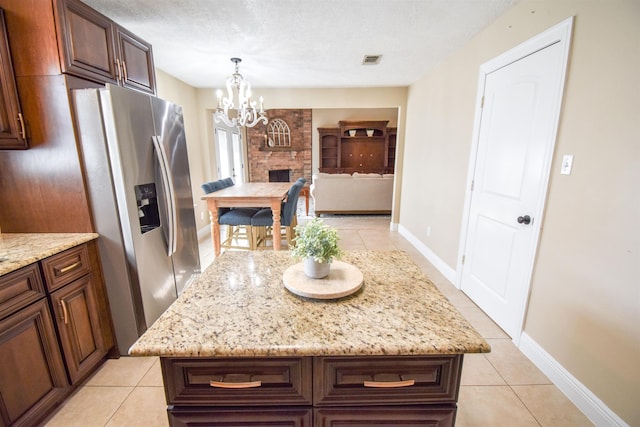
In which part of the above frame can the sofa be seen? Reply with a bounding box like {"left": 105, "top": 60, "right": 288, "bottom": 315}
{"left": 310, "top": 172, "right": 394, "bottom": 215}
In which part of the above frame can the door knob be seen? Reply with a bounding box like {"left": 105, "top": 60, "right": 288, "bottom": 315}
{"left": 517, "top": 215, "right": 531, "bottom": 225}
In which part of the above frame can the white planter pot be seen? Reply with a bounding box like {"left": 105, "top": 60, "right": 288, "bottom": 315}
{"left": 303, "top": 258, "right": 330, "bottom": 279}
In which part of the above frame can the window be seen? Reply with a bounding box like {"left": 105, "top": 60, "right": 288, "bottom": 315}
{"left": 266, "top": 118, "right": 291, "bottom": 148}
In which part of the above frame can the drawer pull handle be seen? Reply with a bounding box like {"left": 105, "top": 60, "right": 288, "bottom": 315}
{"left": 209, "top": 380, "right": 262, "bottom": 389}
{"left": 363, "top": 379, "right": 415, "bottom": 388}
{"left": 56, "top": 261, "right": 81, "bottom": 275}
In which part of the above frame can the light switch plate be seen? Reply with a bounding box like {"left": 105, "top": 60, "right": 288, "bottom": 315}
{"left": 560, "top": 154, "right": 574, "bottom": 175}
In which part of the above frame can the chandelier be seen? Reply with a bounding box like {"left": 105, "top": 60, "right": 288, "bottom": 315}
{"left": 215, "top": 58, "right": 267, "bottom": 128}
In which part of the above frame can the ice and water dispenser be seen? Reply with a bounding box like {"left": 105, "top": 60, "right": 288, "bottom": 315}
{"left": 135, "top": 183, "right": 160, "bottom": 234}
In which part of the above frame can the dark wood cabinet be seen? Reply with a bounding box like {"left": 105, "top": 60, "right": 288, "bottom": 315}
{"left": 319, "top": 121, "right": 395, "bottom": 174}
{"left": 0, "top": 297, "right": 69, "bottom": 427}
{"left": 0, "top": 0, "right": 157, "bottom": 232}
{"left": 387, "top": 127, "right": 397, "bottom": 174}
{"left": 41, "top": 242, "right": 110, "bottom": 384}
{"left": 0, "top": 264, "right": 45, "bottom": 320}
{"left": 0, "top": 8, "right": 26, "bottom": 149}
{"left": 55, "top": 0, "right": 156, "bottom": 94}
{"left": 50, "top": 274, "right": 107, "bottom": 384}
{"left": 114, "top": 25, "right": 156, "bottom": 93}
{"left": 168, "top": 407, "right": 313, "bottom": 427}
{"left": 318, "top": 127, "right": 340, "bottom": 170}
{"left": 315, "top": 406, "right": 456, "bottom": 426}
{"left": 0, "top": 241, "right": 113, "bottom": 426}
{"left": 161, "top": 354, "right": 462, "bottom": 426}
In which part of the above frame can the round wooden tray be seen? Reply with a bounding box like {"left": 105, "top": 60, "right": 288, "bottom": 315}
{"left": 282, "top": 260, "right": 363, "bottom": 300}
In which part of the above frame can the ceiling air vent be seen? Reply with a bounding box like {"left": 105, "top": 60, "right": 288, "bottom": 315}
{"left": 362, "top": 55, "right": 382, "bottom": 65}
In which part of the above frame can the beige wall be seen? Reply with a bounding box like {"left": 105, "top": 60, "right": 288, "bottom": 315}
{"left": 400, "top": 0, "right": 639, "bottom": 424}
{"left": 155, "top": 70, "right": 211, "bottom": 230}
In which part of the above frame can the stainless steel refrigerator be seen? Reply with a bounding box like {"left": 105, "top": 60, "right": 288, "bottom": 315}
{"left": 73, "top": 84, "right": 200, "bottom": 355}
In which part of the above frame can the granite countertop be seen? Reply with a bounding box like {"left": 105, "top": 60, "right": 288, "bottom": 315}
{"left": 0, "top": 233, "right": 99, "bottom": 276}
{"left": 130, "top": 250, "right": 490, "bottom": 358}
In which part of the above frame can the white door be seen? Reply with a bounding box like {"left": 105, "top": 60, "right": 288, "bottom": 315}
{"left": 214, "top": 124, "right": 245, "bottom": 183}
{"left": 459, "top": 19, "right": 572, "bottom": 339}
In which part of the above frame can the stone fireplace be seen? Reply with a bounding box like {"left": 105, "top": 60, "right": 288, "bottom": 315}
{"left": 246, "top": 109, "right": 312, "bottom": 183}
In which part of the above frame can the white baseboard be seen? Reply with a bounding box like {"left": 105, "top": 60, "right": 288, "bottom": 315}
{"left": 389, "top": 221, "right": 398, "bottom": 232}
{"left": 519, "top": 332, "right": 629, "bottom": 427}
{"left": 197, "top": 224, "right": 211, "bottom": 240}
{"left": 396, "top": 224, "right": 627, "bottom": 426}
{"left": 397, "top": 224, "right": 457, "bottom": 284}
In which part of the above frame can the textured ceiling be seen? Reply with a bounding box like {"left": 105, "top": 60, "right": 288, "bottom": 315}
{"left": 82, "top": 0, "right": 518, "bottom": 89}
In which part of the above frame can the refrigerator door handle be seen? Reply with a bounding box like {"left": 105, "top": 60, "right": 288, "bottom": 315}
{"left": 152, "top": 136, "right": 178, "bottom": 256}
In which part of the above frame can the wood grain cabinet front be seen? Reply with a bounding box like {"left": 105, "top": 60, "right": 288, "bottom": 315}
{"left": 0, "top": 8, "right": 27, "bottom": 149}
{"left": 161, "top": 355, "right": 463, "bottom": 426}
{"left": 313, "top": 355, "right": 462, "bottom": 406}
{"left": 0, "top": 240, "right": 112, "bottom": 426}
{"left": 55, "top": 0, "right": 156, "bottom": 94}
{"left": 41, "top": 243, "right": 92, "bottom": 292}
{"left": 0, "top": 264, "right": 45, "bottom": 320}
{"left": 161, "top": 357, "right": 313, "bottom": 407}
{"left": 41, "top": 243, "right": 109, "bottom": 384}
{"left": 168, "top": 407, "right": 313, "bottom": 427}
{"left": 318, "top": 121, "right": 394, "bottom": 174}
{"left": 0, "top": 298, "right": 69, "bottom": 427}
{"left": 314, "top": 405, "right": 456, "bottom": 426}
{"left": 50, "top": 274, "right": 106, "bottom": 383}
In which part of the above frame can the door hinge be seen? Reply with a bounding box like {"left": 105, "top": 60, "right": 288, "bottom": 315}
{"left": 480, "top": 96, "right": 484, "bottom": 108}
{"left": 470, "top": 180, "right": 474, "bottom": 191}
{"left": 461, "top": 255, "right": 466, "bottom": 265}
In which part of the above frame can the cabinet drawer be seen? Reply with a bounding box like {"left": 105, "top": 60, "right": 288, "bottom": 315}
{"left": 313, "top": 355, "right": 462, "bottom": 406}
{"left": 315, "top": 405, "right": 456, "bottom": 426}
{"left": 161, "top": 357, "right": 313, "bottom": 406}
{"left": 42, "top": 244, "right": 91, "bottom": 291}
{"left": 0, "top": 264, "right": 45, "bottom": 320}
{"left": 168, "top": 406, "right": 312, "bottom": 426}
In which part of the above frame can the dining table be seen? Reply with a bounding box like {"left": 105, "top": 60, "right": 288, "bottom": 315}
{"left": 202, "top": 182, "right": 292, "bottom": 256}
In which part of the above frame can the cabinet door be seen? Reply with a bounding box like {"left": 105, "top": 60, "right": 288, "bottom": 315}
{"left": 55, "top": 0, "right": 119, "bottom": 85}
{"left": 0, "top": 299, "right": 68, "bottom": 426}
{"left": 340, "top": 141, "right": 357, "bottom": 169}
{"left": 115, "top": 26, "right": 156, "bottom": 94}
{"left": 0, "top": 9, "right": 27, "bottom": 149}
{"left": 51, "top": 275, "right": 107, "bottom": 384}
{"left": 362, "top": 142, "right": 385, "bottom": 170}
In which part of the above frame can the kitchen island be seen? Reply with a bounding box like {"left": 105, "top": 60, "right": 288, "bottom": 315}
{"left": 130, "top": 250, "right": 490, "bottom": 426}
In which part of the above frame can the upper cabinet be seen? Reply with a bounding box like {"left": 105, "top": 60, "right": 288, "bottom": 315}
{"left": 55, "top": 0, "right": 156, "bottom": 94}
{"left": 0, "top": 8, "right": 27, "bottom": 149}
{"left": 115, "top": 26, "right": 156, "bottom": 93}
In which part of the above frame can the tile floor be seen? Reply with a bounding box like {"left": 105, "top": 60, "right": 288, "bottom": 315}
{"left": 42, "top": 213, "right": 593, "bottom": 426}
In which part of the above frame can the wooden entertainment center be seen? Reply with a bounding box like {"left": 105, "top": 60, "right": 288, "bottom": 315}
{"left": 318, "top": 120, "right": 396, "bottom": 174}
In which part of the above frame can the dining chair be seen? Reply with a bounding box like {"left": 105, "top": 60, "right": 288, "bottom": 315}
{"left": 251, "top": 178, "right": 306, "bottom": 249}
{"left": 218, "top": 208, "right": 259, "bottom": 250}
{"left": 201, "top": 178, "right": 256, "bottom": 250}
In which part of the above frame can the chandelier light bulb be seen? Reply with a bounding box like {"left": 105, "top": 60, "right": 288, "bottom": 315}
{"left": 214, "top": 58, "right": 267, "bottom": 128}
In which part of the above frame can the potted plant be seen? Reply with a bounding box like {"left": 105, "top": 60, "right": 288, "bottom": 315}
{"left": 291, "top": 217, "right": 342, "bottom": 279}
